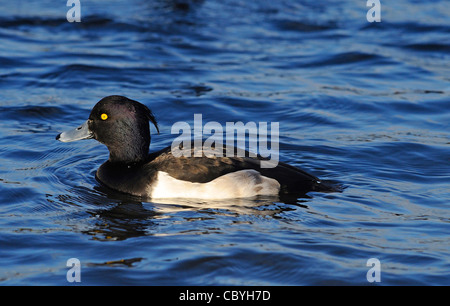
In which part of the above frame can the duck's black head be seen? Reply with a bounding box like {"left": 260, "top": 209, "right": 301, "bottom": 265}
{"left": 57, "top": 95, "right": 159, "bottom": 164}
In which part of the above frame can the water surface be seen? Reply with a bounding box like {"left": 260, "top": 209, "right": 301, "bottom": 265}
{"left": 0, "top": 0, "right": 449, "bottom": 285}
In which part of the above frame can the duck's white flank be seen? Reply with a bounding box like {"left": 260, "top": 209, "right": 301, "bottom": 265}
{"left": 149, "top": 169, "right": 280, "bottom": 199}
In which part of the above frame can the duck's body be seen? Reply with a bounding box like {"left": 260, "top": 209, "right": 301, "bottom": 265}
{"left": 57, "top": 95, "right": 334, "bottom": 199}
{"left": 96, "top": 145, "right": 330, "bottom": 199}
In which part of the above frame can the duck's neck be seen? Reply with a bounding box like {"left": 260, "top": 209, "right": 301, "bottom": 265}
{"left": 107, "top": 137, "right": 150, "bottom": 165}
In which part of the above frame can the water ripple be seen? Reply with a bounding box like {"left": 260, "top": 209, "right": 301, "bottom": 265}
{"left": 0, "top": 0, "right": 449, "bottom": 285}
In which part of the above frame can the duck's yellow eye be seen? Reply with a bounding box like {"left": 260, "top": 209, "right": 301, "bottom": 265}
{"left": 100, "top": 113, "right": 108, "bottom": 120}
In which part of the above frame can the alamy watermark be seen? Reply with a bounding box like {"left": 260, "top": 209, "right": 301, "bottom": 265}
{"left": 366, "top": 258, "right": 381, "bottom": 283}
{"left": 66, "top": 0, "right": 81, "bottom": 23}
{"left": 65, "top": 257, "right": 381, "bottom": 283}
{"left": 366, "top": 0, "right": 381, "bottom": 23}
{"left": 171, "top": 114, "right": 279, "bottom": 168}
{"left": 66, "top": 258, "right": 81, "bottom": 282}
{"left": 67, "top": 1, "right": 381, "bottom": 24}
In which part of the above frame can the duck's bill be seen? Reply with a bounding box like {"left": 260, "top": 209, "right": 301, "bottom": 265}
{"left": 56, "top": 120, "right": 93, "bottom": 142}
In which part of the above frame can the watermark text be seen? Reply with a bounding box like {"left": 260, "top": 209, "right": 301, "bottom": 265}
{"left": 66, "top": 0, "right": 81, "bottom": 22}
{"left": 171, "top": 114, "right": 279, "bottom": 168}
{"left": 366, "top": 258, "right": 381, "bottom": 283}
{"left": 366, "top": 0, "right": 381, "bottom": 22}
{"left": 66, "top": 258, "right": 81, "bottom": 282}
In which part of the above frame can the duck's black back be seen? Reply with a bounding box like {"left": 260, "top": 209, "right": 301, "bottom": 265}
{"left": 146, "top": 143, "right": 333, "bottom": 195}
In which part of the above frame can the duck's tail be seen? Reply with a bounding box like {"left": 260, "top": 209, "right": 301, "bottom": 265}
{"left": 312, "top": 179, "right": 344, "bottom": 193}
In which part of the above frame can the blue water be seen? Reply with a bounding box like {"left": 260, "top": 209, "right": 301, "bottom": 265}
{"left": 0, "top": 0, "right": 449, "bottom": 285}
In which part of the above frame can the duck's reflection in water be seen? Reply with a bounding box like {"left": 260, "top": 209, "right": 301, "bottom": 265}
{"left": 80, "top": 186, "right": 311, "bottom": 241}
